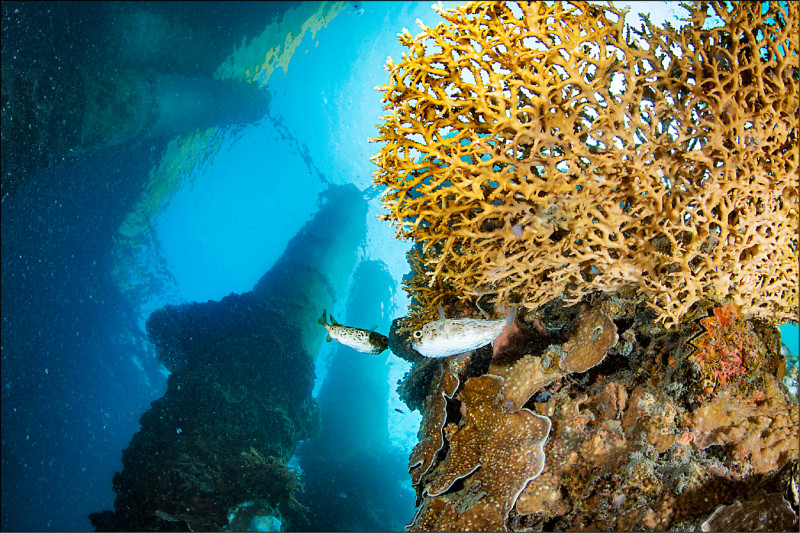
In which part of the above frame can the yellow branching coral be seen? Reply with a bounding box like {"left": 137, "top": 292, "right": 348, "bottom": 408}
{"left": 371, "top": 1, "right": 799, "bottom": 327}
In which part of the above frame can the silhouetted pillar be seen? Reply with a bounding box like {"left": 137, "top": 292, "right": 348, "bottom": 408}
{"left": 90, "top": 184, "right": 367, "bottom": 531}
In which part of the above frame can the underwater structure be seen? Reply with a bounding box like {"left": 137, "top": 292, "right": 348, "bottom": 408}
{"left": 89, "top": 184, "right": 368, "bottom": 531}
{"left": 373, "top": 1, "right": 799, "bottom": 531}
{"left": 296, "top": 260, "right": 414, "bottom": 531}
{"left": 0, "top": 2, "right": 290, "bottom": 199}
{"left": 1, "top": 63, "right": 267, "bottom": 197}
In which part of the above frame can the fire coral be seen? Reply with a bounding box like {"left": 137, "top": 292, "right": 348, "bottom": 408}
{"left": 371, "top": 0, "right": 799, "bottom": 327}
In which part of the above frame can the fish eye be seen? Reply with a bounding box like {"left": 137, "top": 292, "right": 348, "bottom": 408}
{"left": 413, "top": 331, "right": 422, "bottom": 338}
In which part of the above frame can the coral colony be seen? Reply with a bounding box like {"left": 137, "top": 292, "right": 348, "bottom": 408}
{"left": 373, "top": 1, "right": 799, "bottom": 531}
{"left": 372, "top": 1, "right": 797, "bottom": 330}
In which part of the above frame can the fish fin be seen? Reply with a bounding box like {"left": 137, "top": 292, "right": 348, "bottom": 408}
{"left": 318, "top": 310, "right": 327, "bottom": 326}
{"left": 504, "top": 306, "right": 517, "bottom": 328}
{"left": 326, "top": 333, "right": 332, "bottom": 342}
{"left": 330, "top": 315, "right": 340, "bottom": 326}
{"left": 436, "top": 304, "right": 446, "bottom": 321}
{"left": 368, "top": 324, "right": 379, "bottom": 332}
{"left": 476, "top": 299, "right": 489, "bottom": 319}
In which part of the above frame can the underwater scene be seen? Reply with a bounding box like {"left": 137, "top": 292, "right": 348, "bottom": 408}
{"left": 1, "top": 1, "right": 798, "bottom": 532}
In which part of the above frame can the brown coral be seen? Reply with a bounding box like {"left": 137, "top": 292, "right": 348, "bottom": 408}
{"left": 401, "top": 291, "right": 799, "bottom": 531}
{"left": 371, "top": 0, "right": 799, "bottom": 327}
{"left": 514, "top": 426, "right": 578, "bottom": 518}
{"left": 622, "top": 385, "right": 679, "bottom": 453}
{"left": 702, "top": 491, "right": 799, "bottom": 532}
{"left": 558, "top": 304, "right": 618, "bottom": 373}
{"left": 517, "top": 389, "right": 640, "bottom": 528}
{"left": 409, "top": 369, "right": 459, "bottom": 487}
{"left": 690, "top": 374, "right": 800, "bottom": 475}
{"left": 489, "top": 302, "right": 617, "bottom": 411}
{"left": 492, "top": 352, "right": 563, "bottom": 412}
{"left": 409, "top": 374, "right": 551, "bottom": 531}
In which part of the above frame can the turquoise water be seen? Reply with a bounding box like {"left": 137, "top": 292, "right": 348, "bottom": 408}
{"left": 1, "top": 2, "right": 797, "bottom": 531}
{"left": 781, "top": 324, "right": 799, "bottom": 356}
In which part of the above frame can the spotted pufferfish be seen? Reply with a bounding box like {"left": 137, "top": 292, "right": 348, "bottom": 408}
{"left": 318, "top": 310, "right": 389, "bottom": 354}
{"left": 411, "top": 305, "right": 517, "bottom": 358}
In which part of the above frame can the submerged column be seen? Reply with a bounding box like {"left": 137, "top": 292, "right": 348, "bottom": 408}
{"left": 296, "top": 260, "right": 416, "bottom": 531}
{"left": 90, "top": 184, "right": 367, "bottom": 531}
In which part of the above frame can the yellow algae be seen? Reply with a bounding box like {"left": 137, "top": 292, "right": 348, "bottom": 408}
{"left": 118, "top": 127, "right": 224, "bottom": 239}
{"left": 214, "top": 1, "right": 346, "bottom": 87}
{"left": 112, "top": 127, "right": 225, "bottom": 294}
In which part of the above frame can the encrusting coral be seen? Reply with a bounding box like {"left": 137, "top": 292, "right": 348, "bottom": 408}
{"left": 409, "top": 369, "right": 459, "bottom": 487}
{"left": 401, "top": 301, "right": 621, "bottom": 530}
{"left": 490, "top": 302, "right": 618, "bottom": 411}
{"left": 701, "top": 491, "right": 798, "bottom": 532}
{"left": 688, "top": 301, "right": 770, "bottom": 393}
{"left": 409, "top": 375, "right": 551, "bottom": 531}
{"left": 371, "top": 0, "right": 799, "bottom": 328}
{"left": 395, "top": 292, "right": 798, "bottom": 530}
{"left": 690, "top": 373, "right": 799, "bottom": 476}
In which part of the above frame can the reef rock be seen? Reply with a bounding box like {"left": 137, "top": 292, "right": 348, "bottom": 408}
{"left": 399, "top": 293, "right": 799, "bottom": 531}
{"left": 690, "top": 374, "right": 800, "bottom": 475}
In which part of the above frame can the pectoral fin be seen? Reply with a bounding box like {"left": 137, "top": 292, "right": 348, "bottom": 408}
{"left": 504, "top": 306, "right": 517, "bottom": 328}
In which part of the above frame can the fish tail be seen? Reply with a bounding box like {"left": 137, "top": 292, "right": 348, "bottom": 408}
{"left": 504, "top": 306, "right": 517, "bottom": 328}
{"left": 318, "top": 310, "right": 327, "bottom": 326}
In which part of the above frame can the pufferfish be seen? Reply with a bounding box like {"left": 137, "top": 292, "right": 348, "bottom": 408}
{"left": 412, "top": 305, "right": 517, "bottom": 358}
{"left": 318, "top": 310, "right": 389, "bottom": 354}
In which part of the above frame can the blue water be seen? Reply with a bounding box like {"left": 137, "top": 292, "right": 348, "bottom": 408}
{"left": 1, "top": 2, "right": 798, "bottom": 532}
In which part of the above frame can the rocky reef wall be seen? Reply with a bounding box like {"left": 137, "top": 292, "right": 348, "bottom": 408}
{"left": 375, "top": 2, "right": 799, "bottom": 531}
{"left": 395, "top": 297, "right": 798, "bottom": 531}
